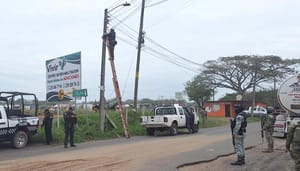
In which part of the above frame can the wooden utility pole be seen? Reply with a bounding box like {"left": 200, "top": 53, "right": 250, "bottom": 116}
{"left": 133, "top": 0, "right": 146, "bottom": 120}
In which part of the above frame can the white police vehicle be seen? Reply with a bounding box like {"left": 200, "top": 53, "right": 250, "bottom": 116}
{"left": 0, "top": 92, "right": 39, "bottom": 148}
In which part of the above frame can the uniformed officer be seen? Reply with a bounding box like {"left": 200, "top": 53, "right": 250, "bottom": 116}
{"left": 261, "top": 106, "right": 276, "bottom": 153}
{"left": 64, "top": 107, "right": 77, "bottom": 148}
{"left": 41, "top": 108, "right": 53, "bottom": 145}
{"left": 231, "top": 106, "right": 247, "bottom": 165}
{"left": 286, "top": 120, "right": 300, "bottom": 171}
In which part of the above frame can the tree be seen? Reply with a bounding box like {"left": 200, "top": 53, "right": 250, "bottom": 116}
{"left": 185, "top": 75, "right": 214, "bottom": 106}
{"left": 201, "top": 55, "right": 298, "bottom": 98}
{"left": 220, "top": 89, "right": 279, "bottom": 106}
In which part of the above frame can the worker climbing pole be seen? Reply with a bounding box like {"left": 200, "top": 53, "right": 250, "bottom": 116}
{"left": 103, "top": 29, "right": 130, "bottom": 138}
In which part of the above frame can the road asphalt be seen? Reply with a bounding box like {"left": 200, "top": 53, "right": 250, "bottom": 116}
{"left": 141, "top": 122, "right": 261, "bottom": 171}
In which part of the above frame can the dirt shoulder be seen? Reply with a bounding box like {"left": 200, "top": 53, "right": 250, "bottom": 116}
{"left": 179, "top": 138, "right": 294, "bottom": 171}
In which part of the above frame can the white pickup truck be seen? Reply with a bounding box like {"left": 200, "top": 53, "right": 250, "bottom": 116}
{"left": 243, "top": 105, "right": 267, "bottom": 117}
{"left": 140, "top": 104, "right": 200, "bottom": 136}
{"left": 0, "top": 92, "right": 39, "bottom": 148}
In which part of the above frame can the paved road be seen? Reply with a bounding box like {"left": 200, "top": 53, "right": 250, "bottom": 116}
{"left": 143, "top": 122, "right": 262, "bottom": 171}
{"left": 0, "top": 122, "right": 262, "bottom": 171}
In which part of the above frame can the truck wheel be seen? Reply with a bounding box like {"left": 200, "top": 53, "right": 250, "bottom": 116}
{"left": 170, "top": 123, "right": 178, "bottom": 136}
{"left": 146, "top": 128, "right": 155, "bottom": 136}
{"left": 11, "top": 131, "right": 28, "bottom": 149}
{"left": 192, "top": 123, "right": 199, "bottom": 133}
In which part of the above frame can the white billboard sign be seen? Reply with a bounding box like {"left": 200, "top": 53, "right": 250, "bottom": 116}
{"left": 46, "top": 52, "right": 81, "bottom": 102}
{"left": 278, "top": 74, "right": 300, "bottom": 114}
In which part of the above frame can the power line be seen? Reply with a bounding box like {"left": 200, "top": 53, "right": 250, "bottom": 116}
{"left": 145, "top": 36, "right": 202, "bottom": 66}
{"left": 108, "top": 10, "right": 202, "bottom": 73}
{"left": 146, "top": 0, "right": 168, "bottom": 8}
{"left": 144, "top": 46, "right": 199, "bottom": 73}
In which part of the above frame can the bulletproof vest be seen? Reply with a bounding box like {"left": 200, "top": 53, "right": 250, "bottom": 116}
{"left": 233, "top": 112, "right": 247, "bottom": 135}
{"left": 264, "top": 114, "right": 275, "bottom": 129}
{"left": 239, "top": 114, "right": 247, "bottom": 134}
{"left": 293, "top": 126, "right": 300, "bottom": 143}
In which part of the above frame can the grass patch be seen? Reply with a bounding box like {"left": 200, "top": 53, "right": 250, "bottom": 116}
{"left": 32, "top": 110, "right": 256, "bottom": 145}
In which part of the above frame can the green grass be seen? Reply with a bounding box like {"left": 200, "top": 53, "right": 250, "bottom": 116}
{"left": 32, "top": 109, "right": 246, "bottom": 145}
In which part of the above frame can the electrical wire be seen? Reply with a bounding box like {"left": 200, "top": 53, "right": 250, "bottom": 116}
{"left": 144, "top": 46, "right": 199, "bottom": 72}
{"left": 109, "top": 15, "right": 201, "bottom": 71}
{"left": 146, "top": 0, "right": 168, "bottom": 8}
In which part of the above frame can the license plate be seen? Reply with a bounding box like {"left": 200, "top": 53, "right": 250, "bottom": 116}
{"left": 273, "top": 132, "right": 284, "bottom": 137}
{"left": 274, "top": 127, "right": 283, "bottom": 131}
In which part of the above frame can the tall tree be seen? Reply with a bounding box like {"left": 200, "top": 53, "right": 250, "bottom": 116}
{"left": 201, "top": 55, "right": 298, "bottom": 98}
{"left": 185, "top": 75, "right": 213, "bottom": 106}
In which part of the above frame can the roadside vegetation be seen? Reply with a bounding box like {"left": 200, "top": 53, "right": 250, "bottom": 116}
{"left": 32, "top": 109, "right": 257, "bottom": 145}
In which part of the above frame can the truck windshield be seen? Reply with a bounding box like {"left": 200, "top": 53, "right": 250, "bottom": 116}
{"left": 155, "top": 107, "right": 176, "bottom": 115}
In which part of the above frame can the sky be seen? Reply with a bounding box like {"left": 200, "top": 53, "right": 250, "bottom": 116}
{"left": 0, "top": 0, "right": 300, "bottom": 102}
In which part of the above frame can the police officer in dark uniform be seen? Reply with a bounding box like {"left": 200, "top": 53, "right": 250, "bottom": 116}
{"left": 41, "top": 108, "right": 53, "bottom": 145}
{"left": 64, "top": 107, "right": 77, "bottom": 148}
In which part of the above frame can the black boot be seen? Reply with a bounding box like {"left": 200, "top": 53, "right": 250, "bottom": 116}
{"left": 231, "top": 156, "right": 245, "bottom": 165}
{"left": 240, "top": 156, "right": 245, "bottom": 165}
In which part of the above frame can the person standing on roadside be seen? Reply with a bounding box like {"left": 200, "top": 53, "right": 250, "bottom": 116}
{"left": 286, "top": 120, "right": 300, "bottom": 171}
{"left": 200, "top": 107, "right": 207, "bottom": 128}
{"left": 231, "top": 106, "right": 247, "bottom": 166}
{"left": 261, "top": 106, "right": 276, "bottom": 153}
{"left": 64, "top": 107, "right": 77, "bottom": 148}
{"left": 197, "top": 107, "right": 207, "bottom": 128}
{"left": 41, "top": 108, "right": 53, "bottom": 145}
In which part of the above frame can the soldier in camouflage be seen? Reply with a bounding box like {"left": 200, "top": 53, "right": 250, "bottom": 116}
{"left": 231, "top": 106, "right": 247, "bottom": 166}
{"left": 286, "top": 120, "right": 300, "bottom": 171}
{"left": 261, "top": 106, "right": 276, "bottom": 153}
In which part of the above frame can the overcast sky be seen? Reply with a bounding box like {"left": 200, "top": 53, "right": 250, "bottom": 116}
{"left": 1, "top": 0, "right": 299, "bottom": 102}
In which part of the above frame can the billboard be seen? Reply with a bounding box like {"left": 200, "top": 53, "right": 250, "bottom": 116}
{"left": 46, "top": 52, "right": 81, "bottom": 102}
{"left": 278, "top": 74, "right": 300, "bottom": 114}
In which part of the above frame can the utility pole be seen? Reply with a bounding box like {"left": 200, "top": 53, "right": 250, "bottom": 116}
{"left": 133, "top": 0, "right": 146, "bottom": 120}
{"left": 99, "top": 2, "right": 131, "bottom": 132}
{"left": 99, "top": 8, "right": 108, "bottom": 131}
{"left": 251, "top": 71, "right": 257, "bottom": 116}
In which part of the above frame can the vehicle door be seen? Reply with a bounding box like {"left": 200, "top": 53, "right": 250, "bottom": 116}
{"left": 177, "top": 107, "right": 186, "bottom": 127}
{"left": 0, "top": 107, "right": 9, "bottom": 138}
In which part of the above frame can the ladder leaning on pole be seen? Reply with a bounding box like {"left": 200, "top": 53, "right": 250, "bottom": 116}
{"left": 103, "top": 28, "right": 130, "bottom": 138}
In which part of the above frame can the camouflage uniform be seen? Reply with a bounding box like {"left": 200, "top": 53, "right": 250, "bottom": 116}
{"left": 261, "top": 112, "right": 276, "bottom": 152}
{"left": 286, "top": 122, "right": 300, "bottom": 171}
{"left": 197, "top": 107, "right": 207, "bottom": 128}
{"left": 231, "top": 111, "right": 247, "bottom": 165}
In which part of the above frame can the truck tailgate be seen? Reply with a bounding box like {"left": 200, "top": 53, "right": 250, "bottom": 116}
{"left": 140, "top": 116, "right": 167, "bottom": 127}
{"left": 141, "top": 116, "right": 165, "bottom": 123}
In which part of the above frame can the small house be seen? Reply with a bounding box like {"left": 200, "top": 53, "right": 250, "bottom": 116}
{"left": 204, "top": 100, "right": 267, "bottom": 117}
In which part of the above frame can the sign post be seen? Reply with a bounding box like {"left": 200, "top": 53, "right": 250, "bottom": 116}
{"left": 72, "top": 89, "right": 89, "bottom": 126}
